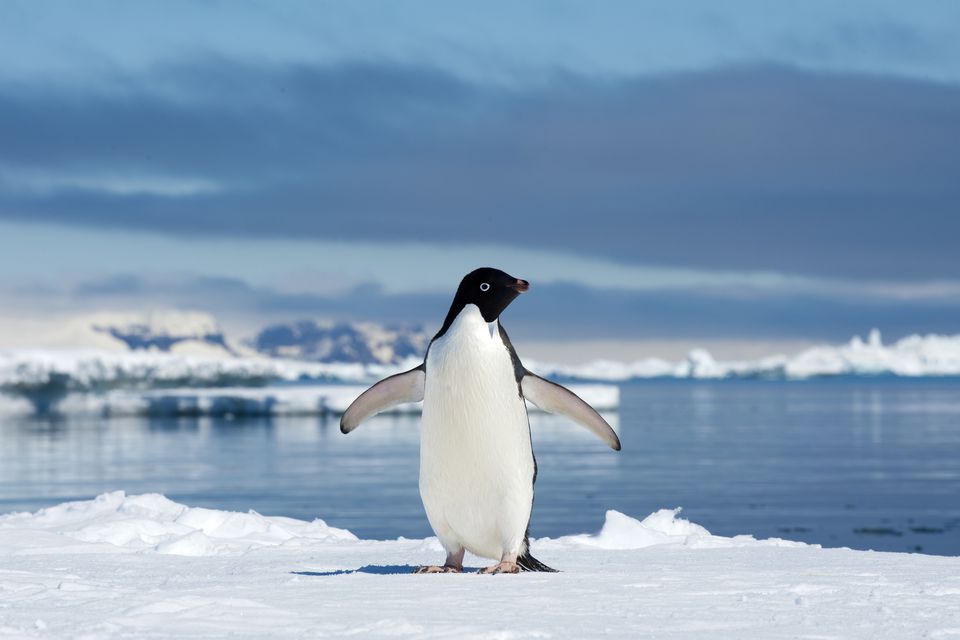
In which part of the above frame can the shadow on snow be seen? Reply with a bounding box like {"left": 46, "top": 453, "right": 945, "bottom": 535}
{"left": 292, "top": 565, "right": 485, "bottom": 576}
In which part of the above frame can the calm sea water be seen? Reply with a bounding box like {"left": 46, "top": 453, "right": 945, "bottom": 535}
{"left": 2, "top": 379, "right": 958, "bottom": 555}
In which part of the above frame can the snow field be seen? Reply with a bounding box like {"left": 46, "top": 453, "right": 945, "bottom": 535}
{"left": 1, "top": 493, "right": 958, "bottom": 638}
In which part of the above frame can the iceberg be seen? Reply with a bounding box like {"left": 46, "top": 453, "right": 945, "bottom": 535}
{"left": 529, "top": 329, "right": 960, "bottom": 381}
{"left": 18, "top": 383, "right": 617, "bottom": 418}
{"left": 2, "top": 330, "right": 960, "bottom": 416}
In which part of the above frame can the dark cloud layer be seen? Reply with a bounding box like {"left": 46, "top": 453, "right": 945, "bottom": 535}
{"left": 2, "top": 62, "right": 958, "bottom": 279}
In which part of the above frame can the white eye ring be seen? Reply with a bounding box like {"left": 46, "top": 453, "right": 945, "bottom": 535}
{"left": 479, "top": 282, "right": 490, "bottom": 292}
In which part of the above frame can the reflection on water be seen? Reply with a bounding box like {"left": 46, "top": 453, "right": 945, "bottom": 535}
{"left": 2, "top": 379, "right": 959, "bottom": 555}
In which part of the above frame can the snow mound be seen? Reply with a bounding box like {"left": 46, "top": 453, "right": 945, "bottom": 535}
{"left": 0, "top": 491, "right": 356, "bottom": 557}
{"left": 547, "top": 508, "right": 809, "bottom": 550}
{"left": 0, "top": 495, "right": 799, "bottom": 560}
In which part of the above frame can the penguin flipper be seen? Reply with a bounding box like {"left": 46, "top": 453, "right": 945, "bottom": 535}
{"left": 521, "top": 372, "right": 621, "bottom": 451}
{"left": 340, "top": 365, "right": 425, "bottom": 434}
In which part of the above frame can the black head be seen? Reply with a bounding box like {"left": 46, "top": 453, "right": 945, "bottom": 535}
{"left": 436, "top": 268, "right": 529, "bottom": 337}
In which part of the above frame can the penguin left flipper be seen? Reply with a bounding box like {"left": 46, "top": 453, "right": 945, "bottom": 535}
{"left": 521, "top": 371, "right": 622, "bottom": 451}
{"left": 341, "top": 365, "right": 425, "bottom": 434}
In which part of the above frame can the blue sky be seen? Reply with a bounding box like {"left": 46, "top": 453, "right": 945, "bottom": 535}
{"left": 1, "top": 1, "right": 958, "bottom": 348}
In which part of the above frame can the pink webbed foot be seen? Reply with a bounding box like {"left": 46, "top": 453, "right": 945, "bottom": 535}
{"left": 414, "top": 548, "right": 464, "bottom": 574}
{"left": 478, "top": 561, "right": 520, "bottom": 574}
{"left": 414, "top": 565, "right": 462, "bottom": 574}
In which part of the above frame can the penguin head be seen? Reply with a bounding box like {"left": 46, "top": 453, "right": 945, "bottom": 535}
{"left": 447, "top": 267, "right": 529, "bottom": 324}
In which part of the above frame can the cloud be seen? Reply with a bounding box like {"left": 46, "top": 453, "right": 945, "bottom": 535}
{"left": 1, "top": 62, "right": 958, "bottom": 280}
{"left": 1, "top": 167, "right": 221, "bottom": 197}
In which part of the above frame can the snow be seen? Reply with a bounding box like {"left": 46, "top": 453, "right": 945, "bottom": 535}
{"left": 543, "top": 508, "right": 807, "bottom": 551}
{"left": 252, "top": 319, "right": 429, "bottom": 364}
{"left": 0, "top": 492, "right": 355, "bottom": 557}
{"left": 85, "top": 310, "right": 224, "bottom": 343}
{"left": 1, "top": 493, "right": 958, "bottom": 638}
{"left": 3, "top": 330, "right": 959, "bottom": 397}
{"left": 1, "top": 383, "right": 618, "bottom": 417}
{"left": 42, "top": 311, "right": 239, "bottom": 356}
{"left": 3, "top": 329, "right": 960, "bottom": 416}
{"left": 530, "top": 329, "right": 960, "bottom": 381}
{"left": 0, "top": 348, "right": 416, "bottom": 391}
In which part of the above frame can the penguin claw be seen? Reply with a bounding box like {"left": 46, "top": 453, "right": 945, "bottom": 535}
{"left": 413, "top": 565, "right": 461, "bottom": 574}
{"left": 479, "top": 561, "right": 520, "bottom": 574}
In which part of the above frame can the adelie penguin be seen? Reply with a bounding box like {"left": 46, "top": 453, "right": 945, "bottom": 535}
{"left": 341, "top": 268, "right": 621, "bottom": 574}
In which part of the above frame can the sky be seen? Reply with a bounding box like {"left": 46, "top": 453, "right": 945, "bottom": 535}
{"left": 1, "top": 1, "right": 958, "bottom": 354}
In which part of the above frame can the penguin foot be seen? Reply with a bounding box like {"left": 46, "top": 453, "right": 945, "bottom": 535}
{"left": 478, "top": 561, "right": 520, "bottom": 574}
{"left": 413, "top": 565, "right": 461, "bottom": 574}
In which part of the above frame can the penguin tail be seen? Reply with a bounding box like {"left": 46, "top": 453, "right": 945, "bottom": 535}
{"left": 517, "top": 551, "right": 558, "bottom": 573}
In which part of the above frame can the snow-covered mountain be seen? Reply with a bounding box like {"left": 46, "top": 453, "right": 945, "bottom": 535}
{"left": 250, "top": 320, "right": 429, "bottom": 365}
{"left": 0, "top": 312, "right": 433, "bottom": 414}
{"left": 88, "top": 311, "right": 238, "bottom": 356}
{"left": 40, "top": 311, "right": 241, "bottom": 357}
{"left": 11, "top": 311, "right": 429, "bottom": 364}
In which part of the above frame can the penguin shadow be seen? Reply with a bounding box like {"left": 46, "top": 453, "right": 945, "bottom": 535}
{"left": 292, "top": 565, "right": 417, "bottom": 576}
{"left": 292, "top": 565, "right": 485, "bottom": 576}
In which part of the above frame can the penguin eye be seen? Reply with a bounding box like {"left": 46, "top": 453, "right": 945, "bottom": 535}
{"left": 479, "top": 282, "right": 490, "bottom": 292}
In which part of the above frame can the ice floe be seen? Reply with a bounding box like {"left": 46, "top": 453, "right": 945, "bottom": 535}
{"left": 1, "top": 493, "right": 958, "bottom": 638}
{"left": 0, "top": 382, "right": 618, "bottom": 417}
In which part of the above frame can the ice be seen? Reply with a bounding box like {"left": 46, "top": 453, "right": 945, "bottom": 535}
{"left": 1, "top": 493, "right": 958, "bottom": 638}
{"left": 546, "top": 508, "right": 808, "bottom": 550}
{"left": 782, "top": 330, "right": 960, "bottom": 378}
{"left": 0, "top": 347, "right": 420, "bottom": 390}
{"left": 3, "top": 329, "right": 960, "bottom": 416}
{"left": 0, "top": 383, "right": 617, "bottom": 417}
{"left": 530, "top": 329, "right": 960, "bottom": 381}
{"left": 0, "top": 330, "right": 957, "bottom": 393}
{"left": 0, "top": 491, "right": 355, "bottom": 557}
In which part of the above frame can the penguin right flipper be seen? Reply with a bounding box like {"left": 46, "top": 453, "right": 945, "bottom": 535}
{"left": 340, "top": 365, "right": 425, "bottom": 434}
{"left": 521, "top": 371, "right": 621, "bottom": 451}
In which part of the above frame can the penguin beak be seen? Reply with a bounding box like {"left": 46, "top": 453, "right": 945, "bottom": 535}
{"left": 508, "top": 279, "right": 530, "bottom": 293}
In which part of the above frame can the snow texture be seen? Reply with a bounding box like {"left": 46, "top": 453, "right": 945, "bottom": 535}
{"left": 1, "top": 493, "right": 957, "bottom": 638}
{"left": 532, "top": 329, "right": 960, "bottom": 380}
{"left": 252, "top": 320, "right": 429, "bottom": 364}
{"left": 44, "top": 311, "right": 241, "bottom": 357}
{"left": 3, "top": 329, "right": 960, "bottom": 415}
{"left": 11, "top": 311, "right": 429, "bottom": 364}
{"left": 0, "top": 383, "right": 618, "bottom": 417}
{"left": 3, "top": 330, "right": 959, "bottom": 393}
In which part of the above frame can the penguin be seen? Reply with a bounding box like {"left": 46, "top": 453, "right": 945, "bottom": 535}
{"left": 340, "top": 268, "right": 621, "bottom": 574}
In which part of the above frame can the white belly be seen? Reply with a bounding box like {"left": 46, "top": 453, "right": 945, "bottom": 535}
{"left": 420, "top": 305, "right": 534, "bottom": 560}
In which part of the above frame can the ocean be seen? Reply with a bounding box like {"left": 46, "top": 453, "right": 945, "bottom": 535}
{"left": 2, "top": 378, "right": 958, "bottom": 555}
